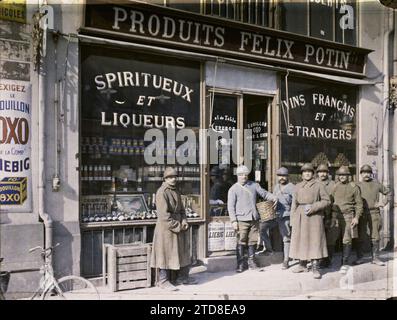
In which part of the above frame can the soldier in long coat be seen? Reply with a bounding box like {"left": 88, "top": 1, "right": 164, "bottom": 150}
{"left": 150, "top": 167, "right": 197, "bottom": 290}
{"left": 316, "top": 164, "right": 337, "bottom": 268}
{"left": 289, "top": 163, "right": 330, "bottom": 279}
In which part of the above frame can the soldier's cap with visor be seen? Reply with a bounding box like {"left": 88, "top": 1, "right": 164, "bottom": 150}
{"left": 336, "top": 165, "right": 351, "bottom": 176}
{"left": 316, "top": 164, "right": 329, "bottom": 172}
{"left": 236, "top": 165, "right": 250, "bottom": 175}
{"left": 360, "top": 164, "right": 373, "bottom": 174}
{"left": 301, "top": 163, "right": 315, "bottom": 173}
{"left": 276, "top": 167, "right": 289, "bottom": 176}
{"left": 163, "top": 167, "right": 178, "bottom": 179}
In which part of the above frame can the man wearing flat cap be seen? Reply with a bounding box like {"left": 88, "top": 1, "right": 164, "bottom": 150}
{"left": 227, "top": 165, "right": 278, "bottom": 273}
{"left": 289, "top": 163, "right": 330, "bottom": 279}
{"left": 260, "top": 167, "right": 295, "bottom": 270}
{"left": 331, "top": 165, "right": 363, "bottom": 274}
{"left": 150, "top": 167, "right": 197, "bottom": 290}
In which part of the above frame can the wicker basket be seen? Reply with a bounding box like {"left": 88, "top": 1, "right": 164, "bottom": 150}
{"left": 256, "top": 201, "right": 276, "bottom": 222}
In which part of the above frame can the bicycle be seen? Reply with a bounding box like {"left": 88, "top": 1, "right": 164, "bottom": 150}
{"left": 29, "top": 243, "right": 100, "bottom": 300}
{"left": 0, "top": 257, "right": 10, "bottom": 300}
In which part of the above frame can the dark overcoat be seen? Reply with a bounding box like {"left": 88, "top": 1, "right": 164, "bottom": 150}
{"left": 289, "top": 178, "right": 330, "bottom": 260}
{"left": 150, "top": 182, "right": 191, "bottom": 270}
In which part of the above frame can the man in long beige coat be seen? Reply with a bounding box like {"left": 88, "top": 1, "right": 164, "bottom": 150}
{"left": 150, "top": 167, "right": 197, "bottom": 290}
{"left": 289, "top": 163, "right": 330, "bottom": 279}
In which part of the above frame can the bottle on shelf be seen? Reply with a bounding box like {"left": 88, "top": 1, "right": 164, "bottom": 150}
{"left": 88, "top": 203, "right": 95, "bottom": 222}
{"left": 151, "top": 193, "right": 157, "bottom": 219}
{"left": 101, "top": 203, "right": 108, "bottom": 222}
{"left": 88, "top": 166, "right": 93, "bottom": 181}
{"left": 106, "top": 165, "right": 112, "bottom": 181}
{"left": 139, "top": 140, "right": 144, "bottom": 155}
{"left": 111, "top": 176, "right": 116, "bottom": 193}
{"left": 81, "top": 166, "right": 87, "bottom": 181}
{"left": 122, "top": 177, "right": 128, "bottom": 192}
{"left": 110, "top": 196, "right": 118, "bottom": 220}
{"left": 82, "top": 203, "right": 89, "bottom": 222}
{"left": 137, "top": 168, "right": 143, "bottom": 192}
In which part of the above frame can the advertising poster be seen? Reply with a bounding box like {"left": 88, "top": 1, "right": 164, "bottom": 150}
{"left": 0, "top": 0, "right": 26, "bottom": 24}
{"left": 0, "top": 79, "right": 32, "bottom": 212}
{"left": 224, "top": 221, "right": 237, "bottom": 251}
{"left": 208, "top": 220, "right": 225, "bottom": 252}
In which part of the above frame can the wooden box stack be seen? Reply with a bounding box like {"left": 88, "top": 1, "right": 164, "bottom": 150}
{"left": 103, "top": 243, "right": 152, "bottom": 292}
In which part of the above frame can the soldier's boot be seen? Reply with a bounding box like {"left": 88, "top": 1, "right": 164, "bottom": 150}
{"left": 247, "top": 245, "right": 261, "bottom": 271}
{"left": 236, "top": 245, "right": 245, "bottom": 273}
{"left": 175, "top": 266, "right": 198, "bottom": 285}
{"left": 371, "top": 241, "right": 385, "bottom": 266}
{"left": 311, "top": 259, "right": 321, "bottom": 279}
{"left": 292, "top": 260, "right": 307, "bottom": 273}
{"left": 320, "top": 245, "right": 334, "bottom": 268}
{"left": 281, "top": 241, "right": 290, "bottom": 270}
{"left": 353, "top": 242, "right": 365, "bottom": 265}
{"left": 158, "top": 269, "right": 179, "bottom": 291}
{"left": 339, "top": 244, "right": 351, "bottom": 274}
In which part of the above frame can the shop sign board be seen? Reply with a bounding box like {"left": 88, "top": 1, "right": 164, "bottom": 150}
{"left": 83, "top": 0, "right": 371, "bottom": 77}
{"left": 0, "top": 79, "right": 32, "bottom": 212}
{"left": 0, "top": 0, "right": 26, "bottom": 24}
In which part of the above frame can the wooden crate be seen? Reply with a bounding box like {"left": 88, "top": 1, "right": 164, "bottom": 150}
{"left": 103, "top": 243, "right": 152, "bottom": 292}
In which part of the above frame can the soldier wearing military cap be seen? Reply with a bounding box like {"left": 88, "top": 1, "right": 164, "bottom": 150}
{"left": 151, "top": 167, "right": 197, "bottom": 290}
{"left": 356, "top": 164, "right": 392, "bottom": 266}
{"left": 331, "top": 165, "right": 364, "bottom": 274}
{"left": 316, "top": 164, "right": 337, "bottom": 268}
{"left": 289, "top": 163, "right": 330, "bottom": 279}
{"left": 227, "top": 165, "right": 278, "bottom": 272}
{"left": 260, "top": 167, "right": 295, "bottom": 270}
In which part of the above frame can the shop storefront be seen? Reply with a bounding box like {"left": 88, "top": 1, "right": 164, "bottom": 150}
{"left": 80, "top": 45, "right": 204, "bottom": 277}
{"left": 76, "top": 0, "right": 370, "bottom": 277}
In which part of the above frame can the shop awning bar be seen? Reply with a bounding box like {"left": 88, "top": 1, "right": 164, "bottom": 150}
{"left": 78, "top": 33, "right": 376, "bottom": 87}
{"left": 77, "top": 32, "right": 286, "bottom": 73}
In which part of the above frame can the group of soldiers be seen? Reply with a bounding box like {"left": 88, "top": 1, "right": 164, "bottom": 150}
{"left": 149, "top": 163, "right": 391, "bottom": 291}
{"left": 227, "top": 163, "right": 391, "bottom": 279}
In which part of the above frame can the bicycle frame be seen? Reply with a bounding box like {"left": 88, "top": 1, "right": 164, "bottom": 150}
{"left": 29, "top": 243, "right": 99, "bottom": 300}
{"left": 30, "top": 244, "right": 64, "bottom": 300}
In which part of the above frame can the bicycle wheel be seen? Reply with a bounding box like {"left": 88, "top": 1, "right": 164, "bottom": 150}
{"left": 53, "top": 275, "right": 100, "bottom": 300}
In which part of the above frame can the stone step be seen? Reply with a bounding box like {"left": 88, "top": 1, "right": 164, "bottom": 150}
{"left": 202, "top": 252, "right": 284, "bottom": 272}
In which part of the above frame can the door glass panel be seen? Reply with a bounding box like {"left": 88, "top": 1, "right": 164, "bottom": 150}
{"left": 208, "top": 94, "right": 238, "bottom": 217}
{"left": 244, "top": 95, "right": 270, "bottom": 190}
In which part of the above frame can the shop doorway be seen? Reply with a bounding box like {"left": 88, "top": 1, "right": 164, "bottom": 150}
{"left": 207, "top": 92, "right": 275, "bottom": 255}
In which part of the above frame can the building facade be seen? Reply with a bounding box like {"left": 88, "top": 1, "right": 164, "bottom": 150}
{"left": 0, "top": 0, "right": 396, "bottom": 296}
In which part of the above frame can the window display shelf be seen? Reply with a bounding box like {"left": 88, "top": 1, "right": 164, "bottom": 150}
{"left": 281, "top": 162, "right": 356, "bottom": 168}
{"left": 81, "top": 219, "right": 157, "bottom": 229}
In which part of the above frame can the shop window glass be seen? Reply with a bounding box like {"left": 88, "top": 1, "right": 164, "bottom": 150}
{"left": 280, "top": 77, "right": 357, "bottom": 184}
{"left": 167, "top": 0, "right": 201, "bottom": 13}
{"left": 310, "top": 0, "right": 333, "bottom": 41}
{"left": 208, "top": 94, "right": 238, "bottom": 217}
{"left": 279, "top": 0, "right": 308, "bottom": 36}
{"left": 204, "top": 0, "right": 270, "bottom": 27}
{"left": 80, "top": 45, "right": 201, "bottom": 224}
{"left": 244, "top": 94, "right": 269, "bottom": 190}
